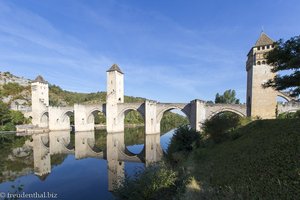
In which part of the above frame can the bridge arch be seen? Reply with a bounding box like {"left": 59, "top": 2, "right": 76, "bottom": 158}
{"left": 156, "top": 105, "right": 191, "bottom": 124}
{"left": 117, "top": 107, "right": 145, "bottom": 121}
{"left": 40, "top": 111, "right": 49, "bottom": 127}
{"left": 207, "top": 108, "right": 246, "bottom": 120}
{"left": 60, "top": 110, "right": 74, "bottom": 123}
{"left": 87, "top": 108, "right": 106, "bottom": 124}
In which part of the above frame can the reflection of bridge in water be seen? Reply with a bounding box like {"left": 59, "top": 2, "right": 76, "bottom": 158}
{"left": 28, "top": 130, "right": 163, "bottom": 191}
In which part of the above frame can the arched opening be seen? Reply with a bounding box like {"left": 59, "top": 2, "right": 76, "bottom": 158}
{"left": 277, "top": 95, "right": 289, "bottom": 104}
{"left": 204, "top": 111, "right": 245, "bottom": 143}
{"left": 61, "top": 111, "right": 74, "bottom": 131}
{"left": 87, "top": 110, "right": 106, "bottom": 130}
{"left": 208, "top": 109, "right": 245, "bottom": 121}
{"left": 40, "top": 112, "right": 49, "bottom": 127}
{"left": 86, "top": 110, "right": 107, "bottom": 152}
{"left": 159, "top": 109, "right": 189, "bottom": 151}
{"left": 160, "top": 109, "right": 189, "bottom": 134}
{"left": 124, "top": 109, "right": 144, "bottom": 154}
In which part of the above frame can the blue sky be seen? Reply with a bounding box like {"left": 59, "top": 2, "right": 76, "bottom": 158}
{"left": 0, "top": 0, "right": 300, "bottom": 103}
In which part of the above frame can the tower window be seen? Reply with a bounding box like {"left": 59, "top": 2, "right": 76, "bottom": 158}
{"left": 267, "top": 45, "right": 270, "bottom": 49}
{"left": 262, "top": 46, "right": 265, "bottom": 50}
{"left": 257, "top": 47, "right": 260, "bottom": 50}
{"left": 257, "top": 61, "right": 261, "bottom": 65}
{"left": 262, "top": 61, "right": 266, "bottom": 64}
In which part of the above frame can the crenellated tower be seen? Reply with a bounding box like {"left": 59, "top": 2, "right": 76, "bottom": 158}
{"left": 246, "top": 32, "right": 277, "bottom": 118}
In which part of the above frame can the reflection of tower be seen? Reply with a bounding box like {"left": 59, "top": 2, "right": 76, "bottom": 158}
{"left": 145, "top": 133, "right": 163, "bottom": 166}
{"left": 31, "top": 76, "right": 49, "bottom": 127}
{"left": 32, "top": 133, "right": 51, "bottom": 177}
{"left": 106, "top": 132, "right": 125, "bottom": 191}
{"left": 106, "top": 64, "right": 124, "bottom": 133}
{"left": 246, "top": 32, "right": 277, "bottom": 118}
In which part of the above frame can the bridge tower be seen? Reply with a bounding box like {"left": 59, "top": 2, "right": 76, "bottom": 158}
{"left": 246, "top": 32, "right": 277, "bottom": 119}
{"left": 106, "top": 64, "right": 124, "bottom": 132}
{"left": 31, "top": 75, "right": 49, "bottom": 127}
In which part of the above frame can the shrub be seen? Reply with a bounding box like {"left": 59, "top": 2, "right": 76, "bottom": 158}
{"left": 202, "top": 112, "right": 242, "bottom": 143}
{"left": 167, "top": 125, "right": 202, "bottom": 163}
{"left": 114, "top": 162, "right": 177, "bottom": 200}
{"left": 277, "top": 110, "right": 300, "bottom": 119}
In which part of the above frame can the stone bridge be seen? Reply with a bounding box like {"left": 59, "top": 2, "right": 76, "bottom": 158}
{"left": 27, "top": 64, "right": 299, "bottom": 134}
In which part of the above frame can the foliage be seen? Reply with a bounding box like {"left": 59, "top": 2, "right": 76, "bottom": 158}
{"left": 161, "top": 111, "right": 189, "bottom": 133}
{"left": 49, "top": 84, "right": 146, "bottom": 106}
{"left": 0, "top": 100, "right": 29, "bottom": 131}
{"left": 114, "top": 162, "right": 177, "bottom": 200}
{"left": 167, "top": 125, "right": 202, "bottom": 163}
{"left": 215, "top": 89, "right": 240, "bottom": 104}
{"left": 124, "top": 110, "right": 144, "bottom": 124}
{"left": 0, "top": 82, "right": 25, "bottom": 96}
{"left": 277, "top": 110, "right": 300, "bottom": 119}
{"left": 186, "top": 119, "right": 300, "bottom": 199}
{"left": 202, "top": 112, "right": 244, "bottom": 143}
{"left": 264, "top": 35, "right": 300, "bottom": 97}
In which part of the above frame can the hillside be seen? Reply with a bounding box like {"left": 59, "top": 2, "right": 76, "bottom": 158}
{"left": 184, "top": 119, "right": 300, "bottom": 199}
{"left": 0, "top": 71, "right": 146, "bottom": 106}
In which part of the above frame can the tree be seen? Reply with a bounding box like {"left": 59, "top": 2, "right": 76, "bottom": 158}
{"left": 215, "top": 89, "right": 240, "bottom": 104}
{"left": 264, "top": 35, "right": 300, "bottom": 97}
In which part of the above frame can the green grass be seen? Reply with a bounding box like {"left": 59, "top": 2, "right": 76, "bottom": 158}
{"left": 185, "top": 119, "right": 300, "bottom": 199}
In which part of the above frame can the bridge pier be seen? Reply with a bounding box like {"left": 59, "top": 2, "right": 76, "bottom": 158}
{"left": 190, "top": 99, "right": 206, "bottom": 132}
{"left": 145, "top": 100, "right": 159, "bottom": 135}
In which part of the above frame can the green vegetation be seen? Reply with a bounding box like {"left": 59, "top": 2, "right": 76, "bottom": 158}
{"left": 114, "top": 162, "right": 179, "bottom": 200}
{"left": 116, "top": 118, "right": 300, "bottom": 199}
{"left": 185, "top": 119, "right": 300, "bottom": 199}
{"left": 0, "top": 100, "right": 30, "bottom": 131}
{"left": 202, "top": 112, "right": 251, "bottom": 143}
{"left": 265, "top": 35, "right": 300, "bottom": 97}
{"left": 277, "top": 110, "right": 300, "bottom": 119}
{"left": 167, "top": 125, "right": 201, "bottom": 163}
{"left": 215, "top": 89, "right": 240, "bottom": 104}
{"left": 0, "top": 134, "right": 31, "bottom": 182}
{"left": 0, "top": 82, "right": 25, "bottom": 96}
{"left": 49, "top": 84, "right": 146, "bottom": 106}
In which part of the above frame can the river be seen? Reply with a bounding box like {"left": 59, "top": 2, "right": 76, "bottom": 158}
{"left": 0, "top": 127, "right": 175, "bottom": 199}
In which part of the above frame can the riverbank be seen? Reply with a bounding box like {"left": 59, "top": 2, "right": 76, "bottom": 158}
{"left": 181, "top": 119, "right": 300, "bottom": 199}
{"left": 114, "top": 119, "right": 300, "bottom": 199}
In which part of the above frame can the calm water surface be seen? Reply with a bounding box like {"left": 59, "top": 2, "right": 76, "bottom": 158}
{"left": 0, "top": 128, "right": 174, "bottom": 200}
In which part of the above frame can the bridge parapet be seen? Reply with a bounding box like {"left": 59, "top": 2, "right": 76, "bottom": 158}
{"left": 205, "top": 103, "right": 247, "bottom": 120}
{"left": 277, "top": 101, "right": 300, "bottom": 114}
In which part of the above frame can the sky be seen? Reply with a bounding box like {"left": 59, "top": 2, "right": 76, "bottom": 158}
{"left": 0, "top": 0, "right": 300, "bottom": 103}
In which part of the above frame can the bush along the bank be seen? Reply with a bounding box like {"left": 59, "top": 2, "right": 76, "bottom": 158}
{"left": 114, "top": 162, "right": 178, "bottom": 200}
{"left": 166, "top": 125, "right": 202, "bottom": 163}
{"left": 202, "top": 112, "right": 251, "bottom": 143}
{"left": 114, "top": 126, "right": 201, "bottom": 199}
